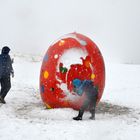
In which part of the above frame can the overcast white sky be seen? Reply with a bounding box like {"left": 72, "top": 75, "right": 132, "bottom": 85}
{"left": 0, "top": 0, "right": 140, "bottom": 63}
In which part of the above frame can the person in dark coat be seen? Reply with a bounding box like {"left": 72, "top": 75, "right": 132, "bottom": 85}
{"left": 0, "top": 46, "right": 14, "bottom": 104}
{"left": 72, "top": 79, "right": 98, "bottom": 120}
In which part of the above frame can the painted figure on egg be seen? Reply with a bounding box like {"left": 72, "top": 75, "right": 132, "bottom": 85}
{"left": 56, "top": 56, "right": 93, "bottom": 92}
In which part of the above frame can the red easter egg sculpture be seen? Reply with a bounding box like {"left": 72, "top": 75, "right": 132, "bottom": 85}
{"left": 40, "top": 33, "right": 105, "bottom": 110}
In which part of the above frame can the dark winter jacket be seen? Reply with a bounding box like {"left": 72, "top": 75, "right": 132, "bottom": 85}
{"left": 0, "top": 47, "right": 14, "bottom": 78}
{"left": 72, "top": 79, "right": 98, "bottom": 99}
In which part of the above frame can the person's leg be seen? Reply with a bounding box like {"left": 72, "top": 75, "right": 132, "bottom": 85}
{"left": 73, "top": 109, "right": 84, "bottom": 120}
{"left": 73, "top": 99, "right": 90, "bottom": 120}
{"left": 0, "top": 76, "right": 11, "bottom": 102}
{"left": 0, "top": 77, "right": 2, "bottom": 95}
{"left": 0, "top": 78, "right": 3, "bottom": 103}
{"left": 89, "top": 96, "right": 97, "bottom": 120}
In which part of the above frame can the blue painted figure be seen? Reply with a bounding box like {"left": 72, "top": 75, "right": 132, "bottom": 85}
{"left": 72, "top": 79, "right": 98, "bottom": 120}
{"left": 0, "top": 46, "right": 14, "bottom": 104}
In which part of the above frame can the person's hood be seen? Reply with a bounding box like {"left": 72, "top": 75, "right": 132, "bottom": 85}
{"left": 1, "top": 46, "right": 10, "bottom": 54}
{"left": 72, "top": 79, "right": 82, "bottom": 88}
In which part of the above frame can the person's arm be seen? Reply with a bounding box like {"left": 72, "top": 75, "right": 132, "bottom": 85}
{"left": 9, "top": 55, "right": 14, "bottom": 77}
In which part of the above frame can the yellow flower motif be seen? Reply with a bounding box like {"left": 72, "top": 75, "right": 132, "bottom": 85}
{"left": 44, "top": 71, "right": 49, "bottom": 79}
{"left": 59, "top": 40, "right": 65, "bottom": 46}
{"left": 45, "top": 103, "right": 51, "bottom": 109}
{"left": 91, "top": 73, "right": 95, "bottom": 79}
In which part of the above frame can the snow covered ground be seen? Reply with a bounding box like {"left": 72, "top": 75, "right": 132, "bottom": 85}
{"left": 0, "top": 54, "right": 140, "bottom": 140}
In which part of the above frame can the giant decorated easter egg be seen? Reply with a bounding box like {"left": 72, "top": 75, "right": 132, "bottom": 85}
{"left": 40, "top": 33, "right": 105, "bottom": 110}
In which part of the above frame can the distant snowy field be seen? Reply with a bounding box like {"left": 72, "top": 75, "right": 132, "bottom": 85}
{"left": 0, "top": 54, "right": 140, "bottom": 140}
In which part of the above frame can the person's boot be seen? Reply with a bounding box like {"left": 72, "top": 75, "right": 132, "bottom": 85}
{"left": 0, "top": 96, "right": 6, "bottom": 104}
{"left": 73, "top": 110, "right": 84, "bottom": 121}
{"left": 89, "top": 109, "right": 95, "bottom": 120}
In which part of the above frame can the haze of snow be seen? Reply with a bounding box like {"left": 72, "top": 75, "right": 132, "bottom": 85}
{"left": 0, "top": 54, "right": 140, "bottom": 140}
{"left": 0, "top": 0, "right": 140, "bottom": 63}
